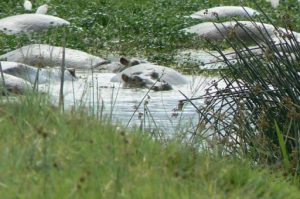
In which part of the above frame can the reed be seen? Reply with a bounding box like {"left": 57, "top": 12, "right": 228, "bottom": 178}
{"left": 0, "top": 60, "right": 8, "bottom": 98}
{"left": 59, "top": 29, "right": 67, "bottom": 112}
{"left": 188, "top": 7, "right": 300, "bottom": 174}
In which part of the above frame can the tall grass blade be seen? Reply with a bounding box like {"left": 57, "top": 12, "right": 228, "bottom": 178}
{"left": 274, "top": 121, "right": 290, "bottom": 170}
{"left": 0, "top": 61, "right": 9, "bottom": 99}
{"left": 59, "top": 29, "right": 66, "bottom": 112}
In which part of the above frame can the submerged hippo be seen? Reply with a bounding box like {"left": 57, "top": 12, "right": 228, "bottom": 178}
{"left": 0, "top": 14, "right": 69, "bottom": 35}
{"left": 111, "top": 58, "right": 188, "bottom": 91}
{"left": 1, "top": 61, "right": 76, "bottom": 84}
{"left": 175, "top": 46, "right": 267, "bottom": 70}
{"left": 189, "top": 6, "right": 260, "bottom": 20}
{"left": 0, "top": 44, "right": 107, "bottom": 69}
{"left": 183, "top": 21, "right": 300, "bottom": 43}
{"left": 95, "top": 55, "right": 148, "bottom": 73}
{"left": 0, "top": 73, "right": 32, "bottom": 94}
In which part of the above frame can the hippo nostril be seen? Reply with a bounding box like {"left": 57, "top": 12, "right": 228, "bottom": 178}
{"left": 152, "top": 83, "right": 172, "bottom": 91}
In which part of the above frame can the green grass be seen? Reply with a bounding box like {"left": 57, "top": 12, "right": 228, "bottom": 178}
{"left": 0, "top": 95, "right": 299, "bottom": 198}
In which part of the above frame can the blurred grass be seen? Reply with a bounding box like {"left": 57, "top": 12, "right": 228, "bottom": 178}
{"left": 0, "top": 95, "right": 300, "bottom": 198}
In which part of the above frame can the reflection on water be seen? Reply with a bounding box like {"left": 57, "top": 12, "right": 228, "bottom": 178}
{"left": 41, "top": 72, "right": 222, "bottom": 133}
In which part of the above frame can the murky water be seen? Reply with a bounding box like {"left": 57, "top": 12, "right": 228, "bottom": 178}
{"left": 40, "top": 72, "right": 223, "bottom": 133}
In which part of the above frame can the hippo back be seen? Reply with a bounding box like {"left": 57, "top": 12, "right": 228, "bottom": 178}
{"left": 190, "top": 6, "right": 259, "bottom": 20}
{"left": 111, "top": 63, "right": 188, "bottom": 85}
{"left": 183, "top": 21, "right": 288, "bottom": 43}
{"left": 1, "top": 61, "right": 76, "bottom": 84}
{"left": 0, "top": 44, "right": 107, "bottom": 69}
{"left": 0, "top": 73, "right": 32, "bottom": 94}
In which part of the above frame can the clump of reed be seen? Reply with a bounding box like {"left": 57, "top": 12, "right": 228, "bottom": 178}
{"left": 188, "top": 9, "right": 300, "bottom": 174}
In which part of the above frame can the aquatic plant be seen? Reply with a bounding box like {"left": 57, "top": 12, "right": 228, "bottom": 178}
{"left": 186, "top": 6, "right": 300, "bottom": 174}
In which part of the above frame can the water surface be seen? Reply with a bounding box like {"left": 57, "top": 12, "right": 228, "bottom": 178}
{"left": 41, "top": 72, "right": 222, "bottom": 133}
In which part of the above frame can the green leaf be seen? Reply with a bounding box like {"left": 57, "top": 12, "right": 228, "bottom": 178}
{"left": 274, "top": 120, "right": 290, "bottom": 170}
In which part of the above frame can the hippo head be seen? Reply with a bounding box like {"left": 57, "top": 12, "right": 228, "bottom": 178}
{"left": 121, "top": 71, "right": 172, "bottom": 91}
{"left": 103, "top": 57, "right": 145, "bottom": 73}
{"left": 120, "top": 57, "right": 142, "bottom": 67}
{"left": 118, "top": 57, "right": 148, "bottom": 71}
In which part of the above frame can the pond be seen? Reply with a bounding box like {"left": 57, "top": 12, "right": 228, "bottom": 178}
{"left": 40, "top": 72, "right": 223, "bottom": 134}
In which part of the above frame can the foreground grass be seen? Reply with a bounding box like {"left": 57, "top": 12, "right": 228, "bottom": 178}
{"left": 0, "top": 95, "right": 299, "bottom": 198}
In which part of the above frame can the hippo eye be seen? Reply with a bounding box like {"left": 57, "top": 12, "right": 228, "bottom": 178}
{"left": 153, "top": 83, "right": 172, "bottom": 91}
{"left": 132, "top": 76, "right": 147, "bottom": 87}
{"left": 131, "top": 60, "right": 140, "bottom": 66}
{"left": 132, "top": 76, "right": 143, "bottom": 83}
{"left": 132, "top": 72, "right": 143, "bottom": 75}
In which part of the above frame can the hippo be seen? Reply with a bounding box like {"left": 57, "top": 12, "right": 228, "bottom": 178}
{"left": 175, "top": 40, "right": 300, "bottom": 70}
{"left": 97, "top": 57, "right": 148, "bottom": 73}
{"left": 175, "top": 46, "right": 268, "bottom": 70}
{"left": 183, "top": 21, "right": 300, "bottom": 43}
{"left": 0, "top": 14, "right": 69, "bottom": 35}
{"left": 0, "top": 73, "right": 32, "bottom": 95}
{"left": 189, "top": 6, "right": 260, "bottom": 20}
{"left": 110, "top": 58, "right": 188, "bottom": 91}
{"left": 0, "top": 44, "right": 107, "bottom": 70}
{"left": 1, "top": 61, "right": 76, "bottom": 84}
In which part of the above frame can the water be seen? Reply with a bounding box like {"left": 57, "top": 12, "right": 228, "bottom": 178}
{"left": 40, "top": 72, "right": 223, "bottom": 133}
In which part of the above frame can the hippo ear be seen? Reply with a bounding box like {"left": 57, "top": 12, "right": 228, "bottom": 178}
{"left": 120, "top": 57, "right": 130, "bottom": 67}
{"left": 121, "top": 74, "right": 129, "bottom": 82}
{"left": 67, "top": 68, "right": 76, "bottom": 77}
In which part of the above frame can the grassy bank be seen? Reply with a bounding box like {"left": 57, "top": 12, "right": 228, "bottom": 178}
{"left": 0, "top": 95, "right": 299, "bottom": 198}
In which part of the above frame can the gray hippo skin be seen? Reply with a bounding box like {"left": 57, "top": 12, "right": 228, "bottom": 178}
{"left": 190, "top": 6, "right": 259, "bottom": 20}
{"left": 111, "top": 58, "right": 188, "bottom": 91}
{"left": 183, "top": 21, "right": 300, "bottom": 43}
{"left": 97, "top": 57, "right": 148, "bottom": 73}
{"left": 0, "top": 14, "right": 69, "bottom": 35}
{"left": 0, "top": 73, "right": 32, "bottom": 94}
{"left": 1, "top": 61, "right": 76, "bottom": 84}
{"left": 0, "top": 44, "right": 107, "bottom": 69}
